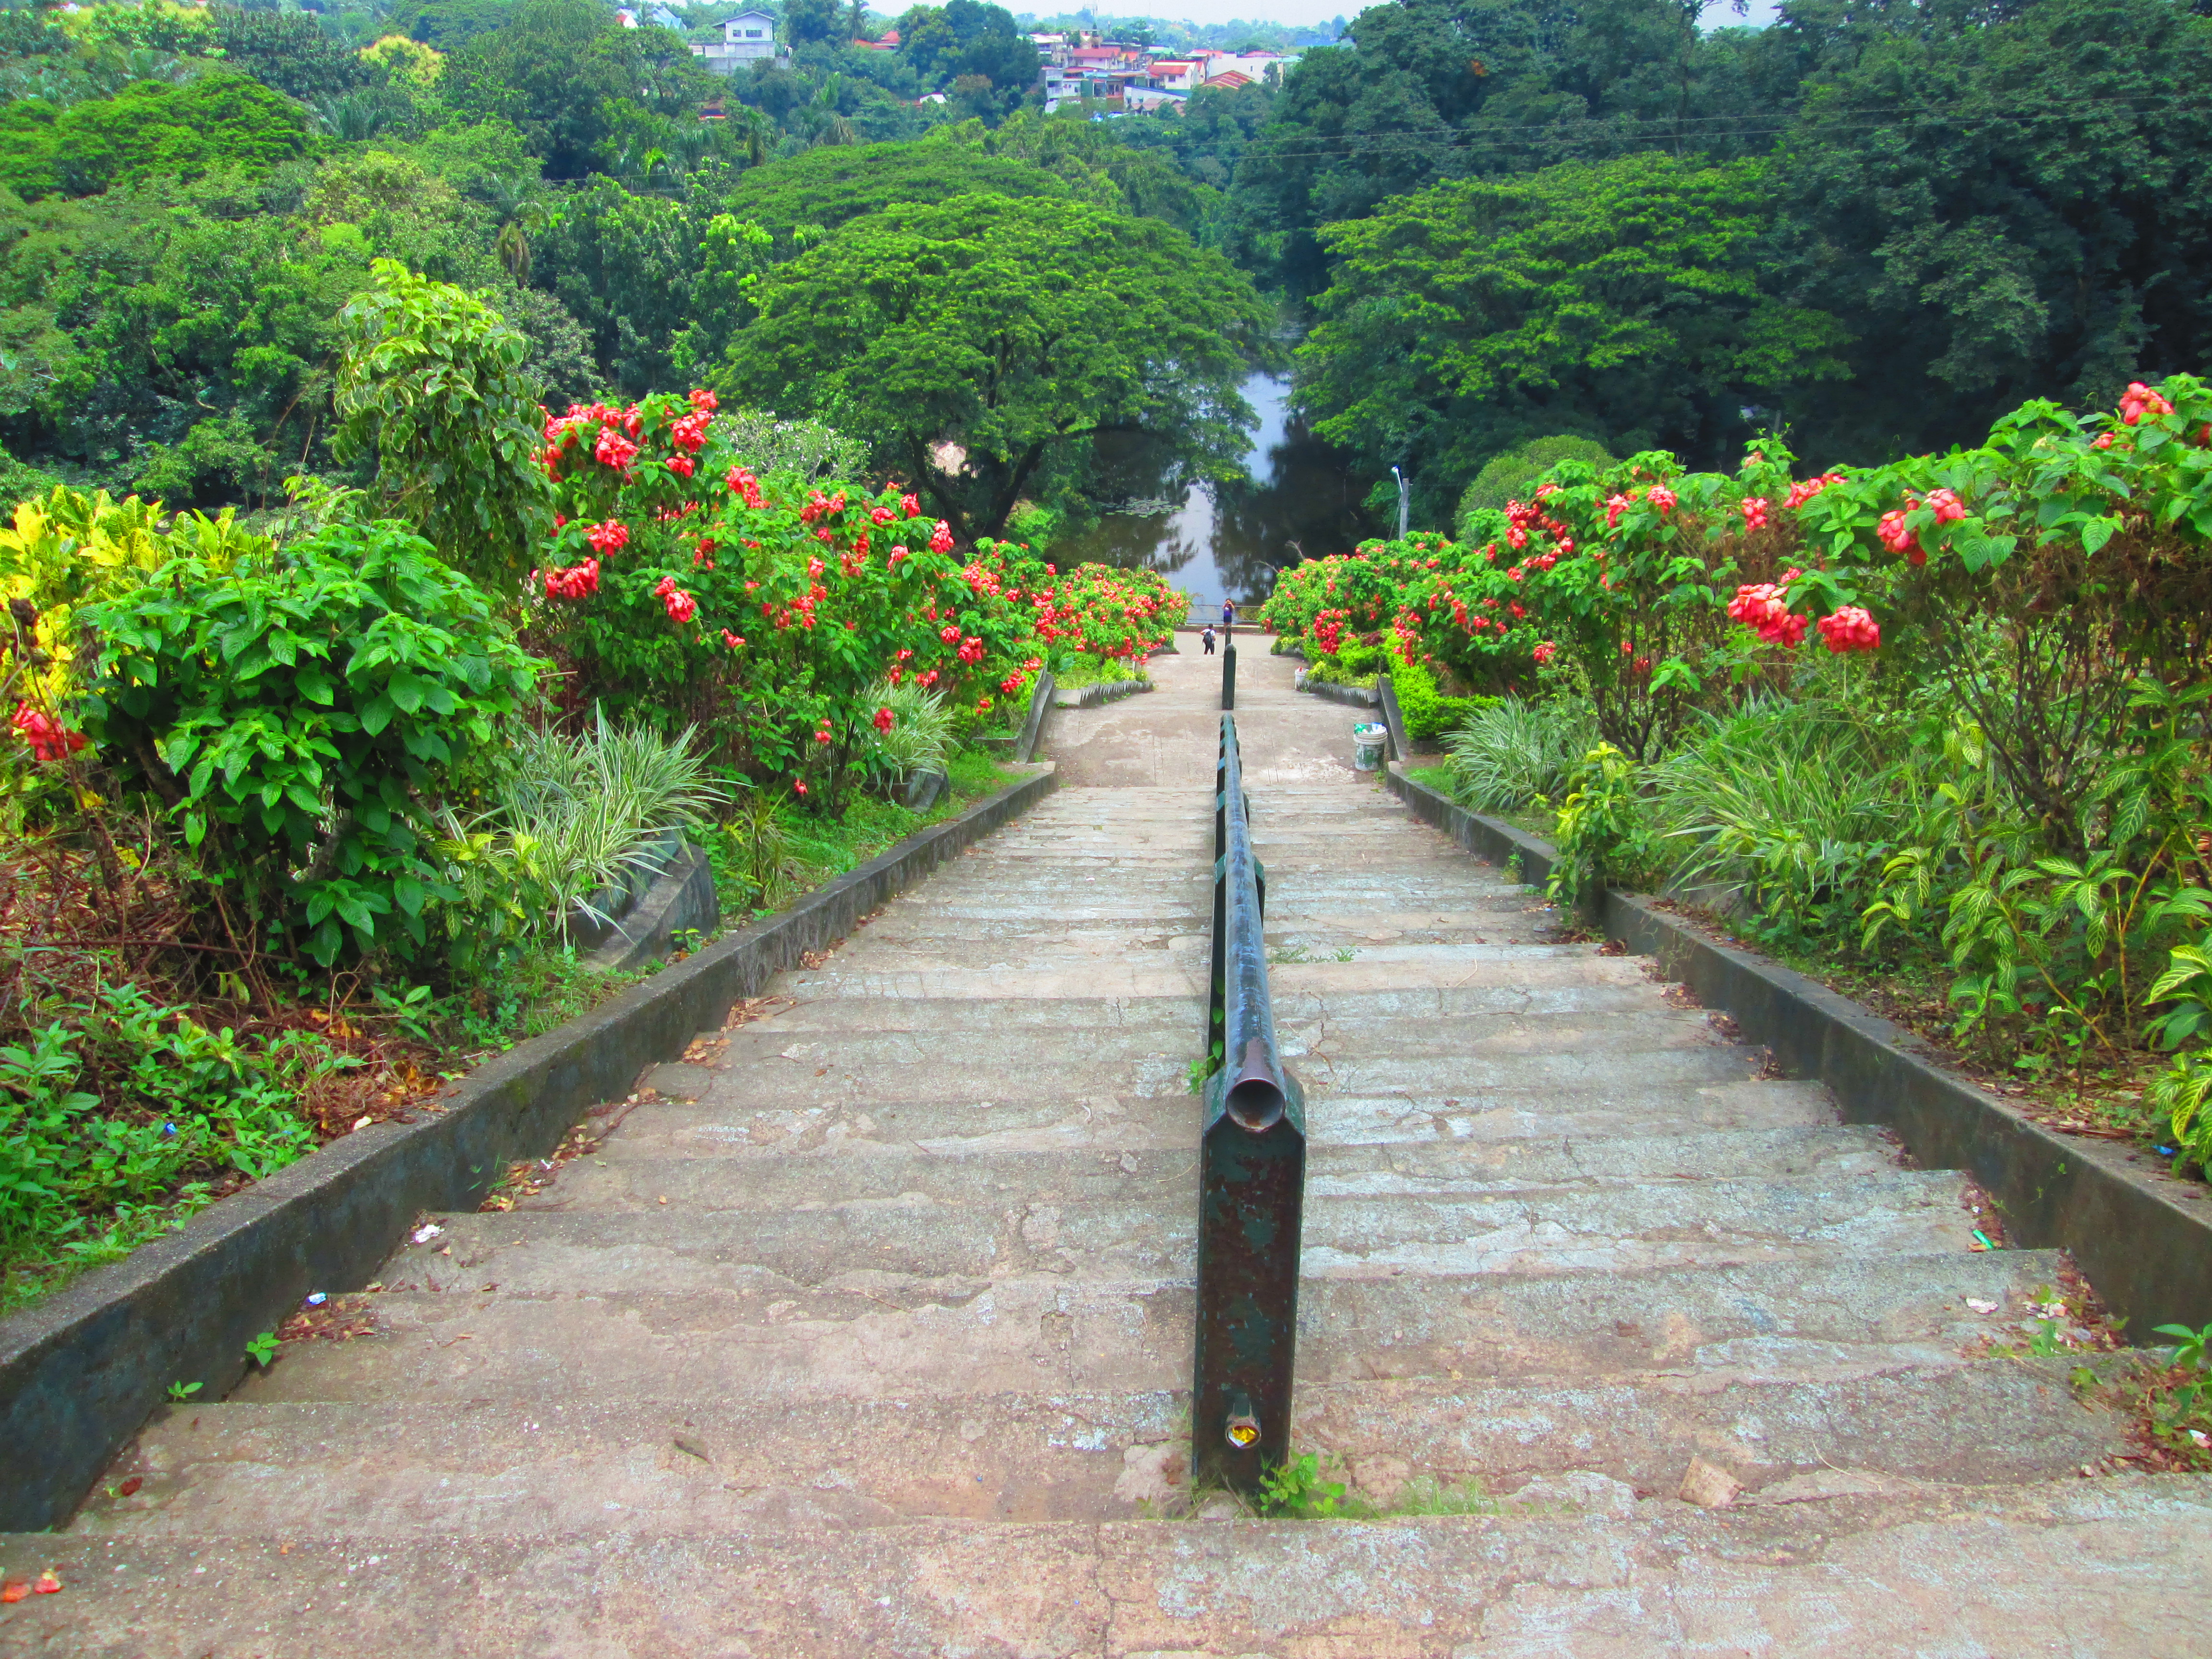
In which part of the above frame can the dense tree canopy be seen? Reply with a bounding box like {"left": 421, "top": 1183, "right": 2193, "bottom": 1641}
{"left": 0, "top": 71, "right": 313, "bottom": 200}
{"left": 1765, "top": 0, "right": 2212, "bottom": 458}
{"left": 1296, "top": 152, "right": 1849, "bottom": 509}
{"left": 720, "top": 192, "right": 1270, "bottom": 539}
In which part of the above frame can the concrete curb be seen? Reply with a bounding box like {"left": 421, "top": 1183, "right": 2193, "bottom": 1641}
{"left": 584, "top": 839, "right": 721, "bottom": 973}
{"left": 1375, "top": 674, "right": 1413, "bottom": 764}
{"left": 1382, "top": 763, "right": 2212, "bottom": 1337}
{"left": 1052, "top": 678, "right": 1151, "bottom": 709}
{"left": 1293, "top": 676, "right": 1381, "bottom": 709}
{"left": 0, "top": 765, "right": 1058, "bottom": 1532}
{"left": 1012, "top": 673, "right": 1055, "bottom": 763}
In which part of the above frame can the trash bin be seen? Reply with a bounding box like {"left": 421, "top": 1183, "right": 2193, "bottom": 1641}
{"left": 1352, "top": 721, "right": 1387, "bottom": 771}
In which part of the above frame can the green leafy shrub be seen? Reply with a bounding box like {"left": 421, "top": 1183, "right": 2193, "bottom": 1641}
{"left": 1455, "top": 436, "right": 1616, "bottom": 535}
{"left": 1386, "top": 654, "right": 1485, "bottom": 741}
{"left": 0, "top": 990, "right": 330, "bottom": 1300}
{"left": 1548, "top": 743, "right": 1657, "bottom": 908}
{"left": 862, "top": 678, "right": 954, "bottom": 785}
{"left": 1444, "top": 697, "right": 1596, "bottom": 812}
{"left": 334, "top": 260, "right": 554, "bottom": 592}
{"left": 81, "top": 521, "right": 540, "bottom": 968}
{"left": 1650, "top": 695, "right": 1913, "bottom": 947}
{"left": 439, "top": 710, "right": 725, "bottom": 948}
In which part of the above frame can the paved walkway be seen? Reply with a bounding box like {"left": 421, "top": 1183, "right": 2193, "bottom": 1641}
{"left": 7, "top": 644, "right": 2211, "bottom": 1655}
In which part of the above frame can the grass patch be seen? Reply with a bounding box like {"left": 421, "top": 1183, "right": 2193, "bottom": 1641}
{"left": 771, "top": 750, "right": 1014, "bottom": 907}
{"left": 1056, "top": 656, "right": 1149, "bottom": 691}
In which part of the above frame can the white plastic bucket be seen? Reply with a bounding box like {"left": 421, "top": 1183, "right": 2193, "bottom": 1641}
{"left": 1352, "top": 722, "right": 1386, "bottom": 771}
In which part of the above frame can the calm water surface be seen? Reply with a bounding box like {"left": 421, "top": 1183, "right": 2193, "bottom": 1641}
{"left": 1051, "top": 373, "right": 1371, "bottom": 613}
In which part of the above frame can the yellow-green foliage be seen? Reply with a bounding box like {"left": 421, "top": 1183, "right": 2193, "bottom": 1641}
{"left": 0, "top": 487, "right": 263, "bottom": 702}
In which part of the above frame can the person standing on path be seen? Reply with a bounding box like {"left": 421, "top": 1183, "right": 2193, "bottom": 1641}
{"left": 1221, "top": 598, "right": 1237, "bottom": 635}
{"left": 1202, "top": 625, "right": 1216, "bottom": 656}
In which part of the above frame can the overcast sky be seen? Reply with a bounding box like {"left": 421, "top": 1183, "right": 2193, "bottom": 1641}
{"left": 1088, "top": 0, "right": 1780, "bottom": 34}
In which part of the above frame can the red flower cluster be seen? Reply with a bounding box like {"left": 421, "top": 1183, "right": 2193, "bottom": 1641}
{"left": 653, "top": 576, "right": 696, "bottom": 624}
{"left": 594, "top": 427, "right": 639, "bottom": 471}
{"left": 726, "top": 467, "right": 765, "bottom": 509}
{"left": 873, "top": 706, "right": 895, "bottom": 734}
{"left": 586, "top": 520, "right": 630, "bottom": 555}
{"left": 1503, "top": 497, "right": 1573, "bottom": 557}
{"left": 1727, "top": 570, "right": 1808, "bottom": 647}
{"left": 2121, "top": 382, "right": 2174, "bottom": 425}
{"left": 1740, "top": 497, "right": 1770, "bottom": 531}
{"left": 12, "top": 700, "right": 84, "bottom": 762}
{"left": 1817, "top": 605, "right": 1880, "bottom": 653}
{"left": 1533, "top": 641, "right": 1557, "bottom": 666}
{"left": 929, "top": 521, "right": 955, "bottom": 555}
{"left": 669, "top": 410, "right": 711, "bottom": 454}
{"left": 544, "top": 559, "right": 600, "bottom": 600}
{"left": 1783, "top": 473, "right": 1844, "bottom": 510}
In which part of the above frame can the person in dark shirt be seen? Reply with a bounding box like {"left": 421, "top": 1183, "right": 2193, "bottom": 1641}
{"left": 1221, "top": 599, "right": 1237, "bottom": 633}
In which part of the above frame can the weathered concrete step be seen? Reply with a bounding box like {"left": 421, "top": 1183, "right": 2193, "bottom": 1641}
{"left": 689, "top": 1006, "right": 1722, "bottom": 1084}
{"left": 720, "top": 977, "right": 1671, "bottom": 1040}
{"left": 599, "top": 1081, "right": 1844, "bottom": 1161}
{"left": 69, "top": 1394, "right": 1181, "bottom": 1538}
{"left": 84, "top": 1354, "right": 2133, "bottom": 1544}
{"left": 696, "top": 1023, "right": 1199, "bottom": 1085}
{"left": 834, "top": 919, "right": 1209, "bottom": 949}
{"left": 538, "top": 1124, "right": 1891, "bottom": 1210}
{"left": 1259, "top": 954, "right": 1649, "bottom": 997}
{"left": 772, "top": 949, "right": 1651, "bottom": 1004}
{"left": 28, "top": 1479, "right": 2212, "bottom": 1654}
{"left": 381, "top": 1167, "right": 1972, "bottom": 1291}
{"left": 822, "top": 940, "right": 1210, "bottom": 977}
{"left": 776, "top": 963, "right": 1204, "bottom": 1000}
{"left": 673, "top": 1053, "right": 1201, "bottom": 1106}
{"left": 1299, "top": 1356, "right": 2130, "bottom": 1495}
{"left": 228, "top": 1246, "right": 2068, "bottom": 1411}
{"left": 677, "top": 1035, "right": 1754, "bottom": 1112}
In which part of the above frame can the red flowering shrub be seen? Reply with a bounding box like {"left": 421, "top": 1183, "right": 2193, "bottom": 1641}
{"left": 527, "top": 394, "right": 1185, "bottom": 805}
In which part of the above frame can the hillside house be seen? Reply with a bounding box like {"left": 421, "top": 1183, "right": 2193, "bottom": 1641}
{"left": 692, "top": 10, "right": 784, "bottom": 72}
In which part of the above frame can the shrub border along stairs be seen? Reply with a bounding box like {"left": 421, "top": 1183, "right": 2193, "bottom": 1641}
{"left": 1383, "top": 763, "right": 2212, "bottom": 1342}
{"left": 0, "top": 765, "right": 1059, "bottom": 1532}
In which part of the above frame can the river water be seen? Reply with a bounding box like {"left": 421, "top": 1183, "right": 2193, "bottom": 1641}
{"left": 1049, "top": 372, "right": 1371, "bottom": 616}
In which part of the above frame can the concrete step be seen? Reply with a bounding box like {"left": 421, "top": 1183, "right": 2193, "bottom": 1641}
{"left": 26, "top": 1479, "right": 2212, "bottom": 1655}
{"left": 672, "top": 1035, "right": 1759, "bottom": 1111}
{"left": 576, "top": 1124, "right": 1890, "bottom": 1197}
{"left": 89, "top": 1351, "right": 2131, "bottom": 1546}
{"left": 686, "top": 1005, "right": 1726, "bottom": 1086}
{"left": 367, "top": 1166, "right": 1974, "bottom": 1293}
{"left": 603, "top": 1080, "right": 1843, "bottom": 1160}
{"left": 710, "top": 977, "right": 1678, "bottom": 1042}
{"left": 222, "top": 1246, "right": 2068, "bottom": 1412}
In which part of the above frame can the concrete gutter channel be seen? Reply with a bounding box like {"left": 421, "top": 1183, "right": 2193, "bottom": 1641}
{"left": 1382, "top": 763, "right": 2212, "bottom": 1342}
{"left": 0, "top": 765, "right": 1058, "bottom": 1532}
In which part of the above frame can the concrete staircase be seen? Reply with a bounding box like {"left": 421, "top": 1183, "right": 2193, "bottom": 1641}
{"left": 10, "top": 684, "right": 2212, "bottom": 1652}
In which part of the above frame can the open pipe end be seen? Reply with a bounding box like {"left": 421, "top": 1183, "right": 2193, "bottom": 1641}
{"left": 1224, "top": 1039, "right": 1285, "bottom": 1131}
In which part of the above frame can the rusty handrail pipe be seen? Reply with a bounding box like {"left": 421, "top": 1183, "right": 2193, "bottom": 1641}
{"left": 1192, "top": 712, "right": 1306, "bottom": 1493}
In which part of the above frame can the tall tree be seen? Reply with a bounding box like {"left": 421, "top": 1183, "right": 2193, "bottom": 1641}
{"left": 1294, "top": 151, "right": 1849, "bottom": 512}
{"left": 1766, "top": 0, "right": 2212, "bottom": 461}
{"left": 719, "top": 192, "right": 1269, "bottom": 540}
